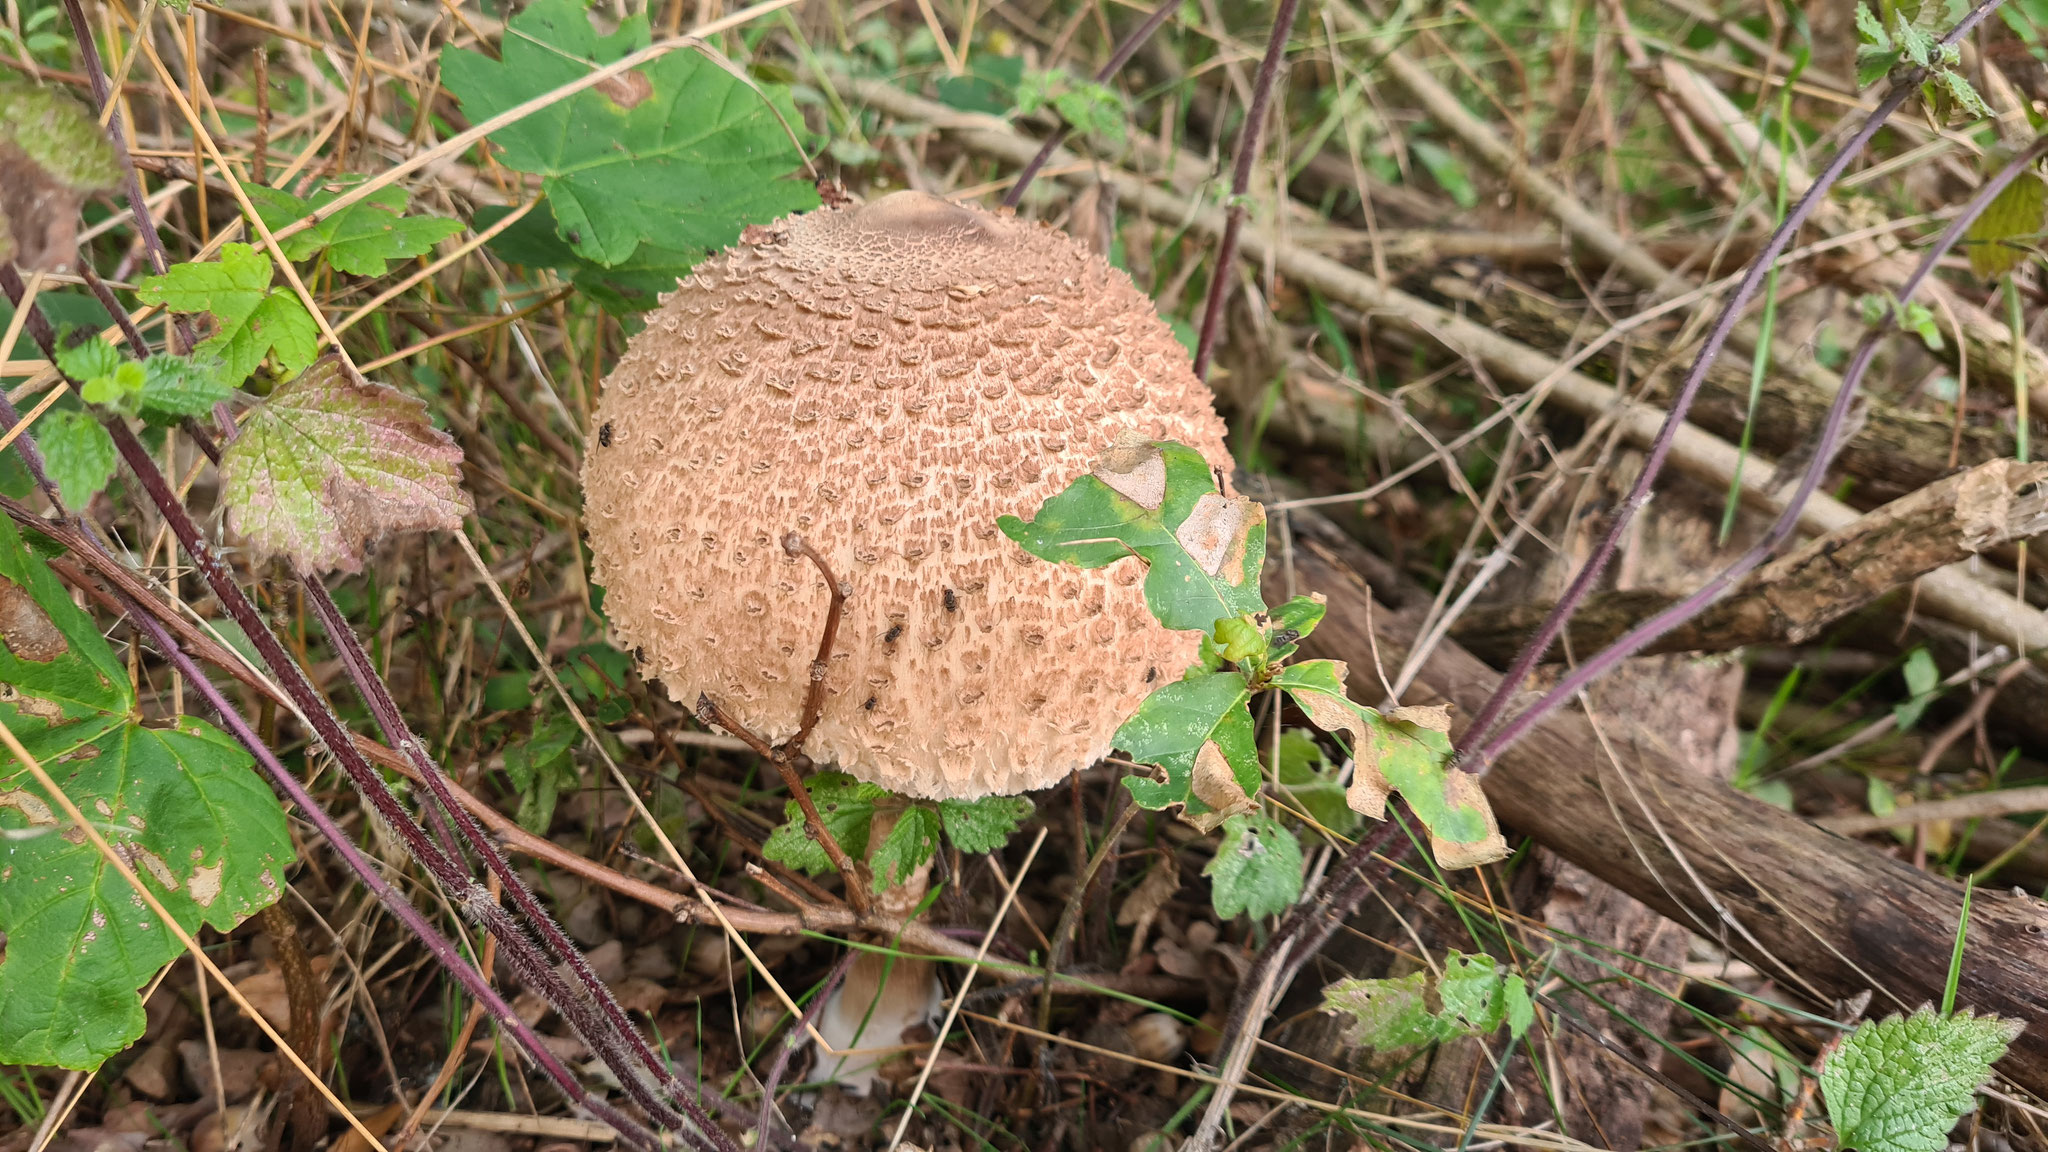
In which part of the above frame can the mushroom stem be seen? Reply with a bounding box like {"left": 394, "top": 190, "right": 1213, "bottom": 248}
{"left": 694, "top": 531, "right": 873, "bottom": 914}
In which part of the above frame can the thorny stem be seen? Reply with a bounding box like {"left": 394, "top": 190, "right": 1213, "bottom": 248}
{"left": 0, "top": 273, "right": 737, "bottom": 1152}
{"left": 1191, "top": 0, "right": 1305, "bottom": 382}
{"left": 697, "top": 532, "right": 874, "bottom": 915}
{"left": 1001, "top": 0, "right": 1181, "bottom": 210}
{"left": 1474, "top": 131, "right": 2048, "bottom": 762}
{"left": 1033, "top": 799, "right": 1140, "bottom": 1096}
{"left": 1458, "top": 0, "right": 2005, "bottom": 756}
{"left": 1196, "top": 12, "right": 2013, "bottom": 1144}
{"left": 92, "top": 576, "right": 666, "bottom": 1152}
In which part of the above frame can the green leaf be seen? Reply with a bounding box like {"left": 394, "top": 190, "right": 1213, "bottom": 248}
{"left": 1112, "top": 669, "right": 1257, "bottom": 821}
{"left": 1962, "top": 163, "right": 2041, "bottom": 281}
{"left": 938, "top": 794, "right": 1032, "bottom": 854}
{"left": 1410, "top": 140, "right": 1478, "bottom": 210}
{"left": 870, "top": 805, "right": 941, "bottom": 891}
{"left": 1938, "top": 68, "right": 1993, "bottom": 119}
{"left": 999, "top": 439, "right": 1266, "bottom": 634}
{"left": 0, "top": 79, "right": 120, "bottom": 271}
{"left": 0, "top": 510, "right": 129, "bottom": 722}
{"left": 439, "top": 0, "right": 819, "bottom": 266}
{"left": 502, "top": 714, "right": 579, "bottom": 833}
{"left": 1204, "top": 812, "right": 1302, "bottom": 920}
{"left": 1320, "top": 950, "right": 1533, "bottom": 1053}
{"left": 133, "top": 244, "right": 318, "bottom": 383}
{"left": 217, "top": 355, "right": 472, "bottom": 574}
{"left": 134, "top": 355, "right": 233, "bottom": 423}
{"left": 475, "top": 200, "right": 698, "bottom": 315}
{"left": 761, "top": 773, "right": 881, "bottom": 876}
{"left": 1895, "top": 647, "right": 1941, "bottom": 731}
{"left": 934, "top": 55, "right": 1024, "bottom": 114}
{"left": 54, "top": 336, "right": 120, "bottom": 388}
{"left": 246, "top": 181, "right": 463, "bottom": 277}
{"left": 0, "top": 716, "right": 294, "bottom": 1069}
{"left": 1819, "top": 1007, "right": 2020, "bottom": 1152}
{"left": 36, "top": 407, "right": 117, "bottom": 509}
{"left": 1274, "top": 730, "right": 1357, "bottom": 835}
{"left": 1274, "top": 659, "right": 1508, "bottom": 869}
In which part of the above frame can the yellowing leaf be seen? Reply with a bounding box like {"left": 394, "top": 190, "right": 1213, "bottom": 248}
{"left": 219, "top": 355, "right": 471, "bottom": 573}
{"left": 1964, "top": 168, "right": 2045, "bottom": 279}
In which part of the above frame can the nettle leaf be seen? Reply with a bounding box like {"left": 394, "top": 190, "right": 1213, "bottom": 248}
{"left": 939, "top": 794, "right": 1032, "bottom": 854}
{"left": 36, "top": 407, "right": 117, "bottom": 509}
{"left": 218, "top": 355, "right": 472, "bottom": 574}
{"left": 1204, "top": 812, "right": 1302, "bottom": 920}
{"left": 134, "top": 355, "right": 233, "bottom": 423}
{"left": 999, "top": 439, "right": 1265, "bottom": 634}
{"left": 1819, "top": 1007, "right": 2020, "bottom": 1152}
{"left": 870, "top": 805, "right": 941, "bottom": 891}
{"left": 0, "top": 78, "right": 120, "bottom": 272}
{"left": 0, "top": 717, "right": 294, "bottom": 1069}
{"left": 1321, "top": 950, "right": 1534, "bottom": 1053}
{"left": 440, "top": 0, "right": 818, "bottom": 267}
{"left": 762, "top": 773, "right": 883, "bottom": 875}
{"left": 1112, "top": 669, "right": 1257, "bottom": 824}
{"left": 247, "top": 181, "right": 463, "bottom": 277}
{"left": 134, "top": 244, "right": 319, "bottom": 385}
{"left": 1274, "top": 659, "right": 1508, "bottom": 869}
{"left": 502, "top": 714, "right": 579, "bottom": 833}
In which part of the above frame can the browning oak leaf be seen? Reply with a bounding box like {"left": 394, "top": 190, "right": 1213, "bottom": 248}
{"left": 219, "top": 355, "right": 472, "bottom": 573}
{"left": 0, "top": 78, "right": 120, "bottom": 272}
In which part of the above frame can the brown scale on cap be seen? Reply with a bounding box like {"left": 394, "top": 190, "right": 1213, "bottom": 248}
{"left": 582, "top": 190, "right": 1232, "bottom": 799}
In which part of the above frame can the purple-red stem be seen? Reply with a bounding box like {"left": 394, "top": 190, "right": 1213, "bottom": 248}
{"left": 1457, "top": 0, "right": 2006, "bottom": 754}
{"left": 96, "top": 576, "right": 662, "bottom": 1152}
{"left": 1191, "top": 0, "right": 1304, "bottom": 382}
{"left": 1001, "top": 0, "right": 1181, "bottom": 210}
{"left": 1474, "top": 131, "right": 2048, "bottom": 763}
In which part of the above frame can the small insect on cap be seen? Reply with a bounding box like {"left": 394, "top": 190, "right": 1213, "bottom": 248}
{"left": 581, "top": 190, "right": 1232, "bottom": 799}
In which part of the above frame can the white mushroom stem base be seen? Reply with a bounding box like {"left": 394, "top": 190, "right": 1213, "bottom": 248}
{"left": 808, "top": 808, "right": 942, "bottom": 1096}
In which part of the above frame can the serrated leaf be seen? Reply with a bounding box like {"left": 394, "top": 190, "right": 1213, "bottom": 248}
{"left": 1204, "top": 812, "right": 1302, "bottom": 920}
{"left": 761, "top": 773, "right": 881, "bottom": 876}
{"left": 1819, "top": 1007, "right": 2021, "bottom": 1152}
{"left": 870, "top": 805, "right": 940, "bottom": 891}
{"left": 439, "top": 0, "right": 818, "bottom": 266}
{"left": 1275, "top": 659, "right": 1508, "bottom": 869}
{"left": 502, "top": 714, "right": 579, "bottom": 833}
{"left": 218, "top": 355, "right": 471, "bottom": 574}
{"left": 1965, "top": 168, "right": 2044, "bottom": 279}
{"left": 475, "top": 200, "right": 698, "bottom": 315}
{"left": 1321, "top": 950, "right": 1533, "bottom": 1053}
{"left": 133, "top": 244, "right": 318, "bottom": 384}
{"left": 0, "top": 511, "right": 129, "bottom": 722}
{"left": 999, "top": 439, "right": 1265, "bottom": 634}
{"left": 938, "top": 794, "right": 1032, "bottom": 854}
{"left": 247, "top": 181, "right": 464, "bottom": 277}
{"left": 54, "top": 336, "right": 120, "bottom": 388}
{"left": 1112, "top": 669, "right": 1256, "bottom": 816}
{"left": 135, "top": 355, "right": 233, "bottom": 423}
{"left": 0, "top": 716, "right": 294, "bottom": 1069}
{"left": 0, "top": 78, "right": 120, "bottom": 271}
{"left": 1938, "top": 68, "right": 1993, "bottom": 119}
{"left": 36, "top": 407, "right": 117, "bottom": 509}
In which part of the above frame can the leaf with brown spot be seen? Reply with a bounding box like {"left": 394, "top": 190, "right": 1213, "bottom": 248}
{"left": 219, "top": 355, "right": 473, "bottom": 574}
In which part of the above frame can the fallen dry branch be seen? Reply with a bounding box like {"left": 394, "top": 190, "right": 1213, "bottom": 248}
{"left": 1275, "top": 511, "right": 2048, "bottom": 1099}
{"left": 1450, "top": 458, "right": 2048, "bottom": 664}
{"left": 838, "top": 74, "right": 2048, "bottom": 658}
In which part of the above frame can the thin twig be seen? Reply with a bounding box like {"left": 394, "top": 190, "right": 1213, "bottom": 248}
{"left": 1002, "top": 0, "right": 1180, "bottom": 209}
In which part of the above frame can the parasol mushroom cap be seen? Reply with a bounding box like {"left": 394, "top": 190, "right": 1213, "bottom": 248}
{"left": 582, "top": 190, "right": 1232, "bottom": 799}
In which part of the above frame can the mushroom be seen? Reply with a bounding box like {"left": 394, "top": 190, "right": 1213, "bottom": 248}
{"left": 581, "top": 190, "right": 1232, "bottom": 801}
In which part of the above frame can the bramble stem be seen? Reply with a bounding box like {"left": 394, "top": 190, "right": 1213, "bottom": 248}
{"left": 1002, "top": 0, "right": 1180, "bottom": 210}
{"left": 1191, "top": 0, "right": 1305, "bottom": 382}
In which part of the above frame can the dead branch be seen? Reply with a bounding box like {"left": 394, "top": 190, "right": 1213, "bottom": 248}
{"left": 1451, "top": 458, "right": 2048, "bottom": 664}
{"left": 1275, "top": 511, "right": 2048, "bottom": 1100}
